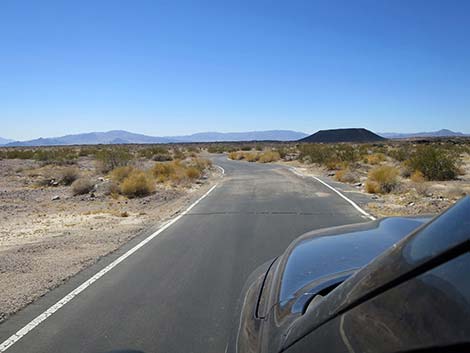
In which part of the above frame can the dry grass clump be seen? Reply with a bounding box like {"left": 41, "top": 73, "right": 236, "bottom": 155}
{"left": 258, "top": 151, "right": 280, "bottom": 163}
{"left": 186, "top": 167, "right": 201, "bottom": 179}
{"left": 365, "top": 153, "right": 386, "bottom": 165}
{"left": 335, "top": 168, "right": 358, "bottom": 183}
{"left": 228, "top": 150, "right": 280, "bottom": 163}
{"left": 58, "top": 167, "right": 80, "bottom": 185}
{"left": 71, "top": 178, "right": 94, "bottom": 195}
{"left": 151, "top": 158, "right": 210, "bottom": 184}
{"left": 244, "top": 152, "right": 259, "bottom": 162}
{"left": 365, "top": 166, "right": 399, "bottom": 194}
{"left": 110, "top": 166, "right": 135, "bottom": 183}
{"left": 410, "top": 170, "right": 426, "bottom": 183}
{"left": 119, "top": 170, "right": 155, "bottom": 197}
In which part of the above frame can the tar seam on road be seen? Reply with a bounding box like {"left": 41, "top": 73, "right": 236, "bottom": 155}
{"left": 0, "top": 184, "right": 219, "bottom": 353}
{"left": 289, "top": 167, "right": 376, "bottom": 221}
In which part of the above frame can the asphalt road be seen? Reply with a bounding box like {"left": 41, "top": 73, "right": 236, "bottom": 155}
{"left": 0, "top": 156, "right": 367, "bottom": 353}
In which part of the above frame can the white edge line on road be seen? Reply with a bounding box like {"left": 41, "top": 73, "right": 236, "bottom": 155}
{"left": 289, "top": 167, "right": 376, "bottom": 221}
{"left": 215, "top": 164, "right": 225, "bottom": 175}
{"left": 0, "top": 183, "right": 219, "bottom": 353}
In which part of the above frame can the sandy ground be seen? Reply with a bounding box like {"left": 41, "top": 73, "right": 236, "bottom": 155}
{"left": 0, "top": 158, "right": 221, "bottom": 323}
{"left": 281, "top": 157, "right": 470, "bottom": 218}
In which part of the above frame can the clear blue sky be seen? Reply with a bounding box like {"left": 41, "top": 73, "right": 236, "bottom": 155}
{"left": 1, "top": 0, "right": 469, "bottom": 140}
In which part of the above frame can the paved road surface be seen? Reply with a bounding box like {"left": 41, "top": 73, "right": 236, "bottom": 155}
{"left": 0, "top": 156, "right": 368, "bottom": 353}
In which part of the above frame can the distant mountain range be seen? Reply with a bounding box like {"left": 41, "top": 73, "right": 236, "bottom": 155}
{"left": 2, "top": 128, "right": 468, "bottom": 147}
{"left": 379, "top": 129, "right": 468, "bottom": 139}
{"left": 0, "top": 137, "right": 13, "bottom": 145}
{"left": 3, "top": 130, "right": 308, "bottom": 146}
{"left": 300, "top": 128, "right": 386, "bottom": 143}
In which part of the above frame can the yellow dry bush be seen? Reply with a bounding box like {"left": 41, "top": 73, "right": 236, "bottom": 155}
{"left": 366, "top": 153, "right": 386, "bottom": 165}
{"left": 186, "top": 167, "right": 201, "bottom": 179}
{"left": 152, "top": 162, "right": 176, "bottom": 181}
{"left": 110, "top": 166, "right": 135, "bottom": 183}
{"left": 410, "top": 170, "right": 426, "bottom": 183}
{"left": 228, "top": 151, "right": 239, "bottom": 160}
{"left": 365, "top": 166, "right": 399, "bottom": 194}
{"left": 258, "top": 151, "right": 280, "bottom": 163}
{"left": 335, "top": 167, "right": 358, "bottom": 183}
{"left": 120, "top": 170, "right": 155, "bottom": 197}
{"left": 243, "top": 152, "right": 259, "bottom": 162}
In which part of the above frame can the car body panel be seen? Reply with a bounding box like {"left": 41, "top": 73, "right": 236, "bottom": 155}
{"left": 230, "top": 214, "right": 430, "bottom": 353}
{"left": 284, "top": 252, "right": 470, "bottom": 353}
{"left": 231, "top": 196, "right": 470, "bottom": 353}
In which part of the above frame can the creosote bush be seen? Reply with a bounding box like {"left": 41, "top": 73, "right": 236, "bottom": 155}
{"left": 71, "top": 178, "right": 94, "bottom": 195}
{"left": 365, "top": 166, "right": 399, "bottom": 194}
{"left": 407, "top": 146, "right": 459, "bottom": 181}
{"left": 96, "top": 148, "right": 132, "bottom": 173}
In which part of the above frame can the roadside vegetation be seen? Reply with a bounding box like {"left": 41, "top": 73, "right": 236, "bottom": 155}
{"left": 0, "top": 143, "right": 218, "bottom": 323}
{"left": 222, "top": 138, "right": 470, "bottom": 216}
{"left": 0, "top": 145, "right": 214, "bottom": 199}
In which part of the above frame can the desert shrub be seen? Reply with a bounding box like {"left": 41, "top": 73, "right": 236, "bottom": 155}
{"left": 387, "top": 147, "right": 410, "bottom": 162}
{"left": 4, "top": 149, "right": 35, "bottom": 159}
{"left": 365, "top": 153, "right": 385, "bottom": 165}
{"left": 258, "top": 151, "right": 280, "bottom": 163}
{"left": 186, "top": 167, "right": 201, "bottom": 179}
{"left": 365, "top": 166, "right": 399, "bottom": 194}
{"left": 192, "top": 158, "right": 212, "bottom": 172}
{"left": 172, "top": 148, "right": 185, "bottom": 160}
{"left": 207, "top": 145, "right": 236, "bottom": 153}
{"left": 110, "top": 166, "right": 135, "bottom": 183}
{"left": 152, "top": 162, "right": 176, "bottom": 181}
{"left": 138, "top": 146, "right": 170, "bottom": 159}
{"left": 335, "top": 145, "right": 360, "bottom": 163}
{"left": 299, "top": 144, "right": 334, "bottom": 165}
{"left": 120, "top": 171, "right": 155, "bottom": 197}
{"left": 244, "top": 152, "right": 259, "bottom": 162}
{"left": 240, "top": 145, "right": 252, "bottom": 151}
{"left": 33, "top": 148, "right": 78, "bottom": 164}
{"left": 186, "top": 146, "right": 200, "bottom": 153}
{"left": 96, "top": 148, "right": 132, "bottom": 172}
{"left": 298, "top": 144, "right": 359, "bottom": 166}
{"left": 152, "top": 153, "right": 173, "bottom": 161}
{"left": 72, "top": 178, "right": 94, "bottom": 195}
{"left": 59, "top": 167, "right": 80, "bottom": 185}
{"left": 335, "top": 168, "right": 358, "bottom": 183}
{"left": 408, "top": 146, "right": 458, "bottom": 181}
{"left": 410, "top": 170, "right": 426, "bottom": 183}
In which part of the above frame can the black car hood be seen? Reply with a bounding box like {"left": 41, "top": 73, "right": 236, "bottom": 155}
{"left": 231, "top": 216, "right": 430, "bottom": 353}
{"left": 274, "top": 216, "right": 430, "bottom": 315}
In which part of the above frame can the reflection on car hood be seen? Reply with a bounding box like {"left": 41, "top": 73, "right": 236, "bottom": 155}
{"left": 278, "top": 216, "right": 429, "bottom": 306}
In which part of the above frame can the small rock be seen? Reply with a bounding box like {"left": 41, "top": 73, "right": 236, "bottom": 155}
{"left": 98, "top": 177, "right": 105, "bottom": 182}
{"left": 327, "top": 172, "right": 335, "bottom": 177}
{"left": 408, "top": 202, "right": 415, "bottom": 207}
{"left": 354, "top": 182, "right": 362, "bottom": 187}
{"left": 371, "top": 195, "right": 379, "bottom": 200}
{"left": 52, "top": 195, "right": 60, "bottom": 201}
